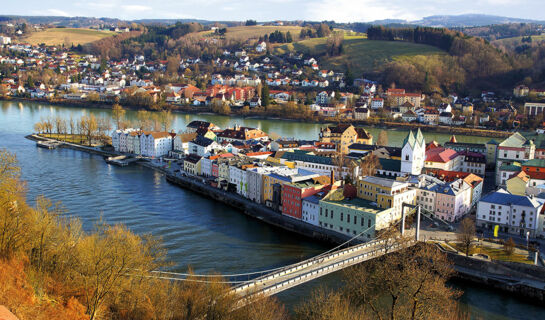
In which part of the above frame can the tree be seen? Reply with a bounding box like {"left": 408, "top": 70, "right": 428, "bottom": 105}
{"left": 504, "top": 237, "right": 515, "bottom": 256}
{"left": 358, "top": 153, "right": 381, "bottom": 178}
{"left": 261, "top": 84, "right": 270, "bottom": 107}
{"left": 344, "top": 244, "right": 462, "bottom": 320}
{"left": 295, "top": 288, "right": 366, "bottom": 320}
{"left": 457, "top": 217, "right": 475, "bottom": 256}
{"left": 158, "top": 109, "right": 173, "bottom": 131}
{"left": 112, "top": 103, "right": 126, "bottom": 129}
{"left": 79, "top": 114, "right": 98, "bottom": 146}
{"left": 377, "top": 130, "right": 388, "bottom": 146}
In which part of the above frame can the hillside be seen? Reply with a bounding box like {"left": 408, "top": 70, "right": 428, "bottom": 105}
{"left": 274, "top": 35, "right": 446, "bottom": 77}
{"left": 493, "top": 34, "right": 545, "bottom": 48}
{"left": 23, "top": 28, "right": 116, "bottom": 46}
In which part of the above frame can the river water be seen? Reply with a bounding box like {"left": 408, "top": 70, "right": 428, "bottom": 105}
{"left": 0, "top": 100, "right": 542, "bottom": 319}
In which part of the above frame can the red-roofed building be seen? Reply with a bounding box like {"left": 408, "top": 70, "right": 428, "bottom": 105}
{"left": 425, "top": 147, "right": 462, "bottom": 171}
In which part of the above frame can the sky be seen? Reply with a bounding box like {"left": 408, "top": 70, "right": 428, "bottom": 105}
{"left": 3, "top": 0, "right": 545, "bottom": 22}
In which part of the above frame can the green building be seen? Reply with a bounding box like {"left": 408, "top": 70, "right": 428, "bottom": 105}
{"left": 318, "top": 189, "right": 396, "bottom": 240}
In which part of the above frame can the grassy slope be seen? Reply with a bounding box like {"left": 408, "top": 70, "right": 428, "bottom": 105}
{"left": 275, "top": 35, "right": 446, "bottom": 76}
{"left": 23, "top": 28, "right": 116, "bottom": 46}
{"left": 197, "top": 25, "right": 303, "bottom": 42}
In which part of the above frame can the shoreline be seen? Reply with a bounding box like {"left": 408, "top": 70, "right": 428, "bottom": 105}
{"left": 6, "top": 96, "right": 511, "bottom": 138}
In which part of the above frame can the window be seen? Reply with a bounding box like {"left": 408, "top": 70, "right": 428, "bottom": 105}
{"left": 368, "top": 220, "right": 371, "bottom": 228}
{"left": 340, "top": 212, "right": 343, "bottom": 221}
{"left": 347, "top": 214, "right": 351, "bottom": 223}
{"left": 361, "top": 218, "right": 364, "bottom": 226}
{"left": 354, "top": 216, "right": 357, "bottom": 225}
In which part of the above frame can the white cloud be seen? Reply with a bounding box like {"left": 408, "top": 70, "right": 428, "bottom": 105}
{"left": 121, "top": 5, "right": 152, "bottom": 12}
{"left": 42, "top": 8, "right": 71, "bottom": 16}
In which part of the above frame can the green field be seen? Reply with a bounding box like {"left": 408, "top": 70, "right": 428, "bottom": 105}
{"left": 24, "top": 28, "right": 116, "bottom": 46}
{"left": 275, "top": 35, "right": 446, "bottom": 76}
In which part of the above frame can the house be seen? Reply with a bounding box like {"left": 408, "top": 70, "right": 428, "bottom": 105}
{"left": 476, "top": 189, "right": 544, "bottom": 237}
{"left": 302, "top": 194, "right": 322, "bottom": 226}
{"left": 183, "top": 154, "right": 202, "bottom": 176}
{"left": 165, "top": 91, "right": 181, "bottom": 103}
{"left": 186, "top": 120, "right": 219, "bottom": 133}
{"left": 319, "top": 124, "right": 373, "bottom": 154}
{"left": 188, "top": 136, "right": 220, "bottom": 157}
{"left": 506, "top": 171, "right": 531, "bottom": 196}
{"left": 496, "top": 132, "right": 535, "bottom": 185}
{"left": 402, "top": 110, "right": 418, "bottom": 122}
{"left": 459, "top": 151, "right": 486, "bottom": 176}
{"left": 172, "top": 132, "right": 197, "bottom": 156}
{"left": 0, "top": 36, "right": 11, "bottom": 45}
{"left": 439, "top": 112, "right": 453, "bottom": 125}
{"left": 425, "top": 147, "right": 462, "bottom": 172}
{"left": 282, "top": 179, "right": 327, "bottom": 220}
{"left": 357, "top": 176, "right": 416, "bottom": 219}
{"left": 354, "top": 107, "right": 370, "bottom": 121}
{"left": 249, "top": 97, "right": 261, "bottom": 107}
{"left": 370, "top": 98, "right": 384, "bottom": 109}
{"left": 256, "top": 41, "right": 267, "bottom": 52}
{"left": 513, "top": 85, "right": 529, "bottom": 98}
{"left": 216, "top": 126, "right": 268, "bottom": 143}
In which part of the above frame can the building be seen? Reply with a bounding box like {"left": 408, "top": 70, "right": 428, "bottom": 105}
{"left": 188, "top": 136, "right": 220, "bottom": 157}
{"left": 302, "top": 194, "right": 321, "bottom": 226}
{"left": 183, "top": 154, "right": 202, "bottom": 176}
{"left": 514, "top": 85, "right": 529, "bottom": 97}
{"left": 434, "top": 179, "right": 473, "bottom": 222}
{"left": 262, "top": 168, "right": 319, "bottom": 208}
{"left": 127, "top": 131, "right": 142, "bottom": 155}
{"left": 319, "top": 188, "right": 398, "bottom": 239}
{"left": 357, "top": 176, "right": 416, "bottom": 217}
{"left": 401, "top": 129, "right": 425, "bottom": 175}
{"left": 424, "top": 146, "right": 461, "bottom": 172}
{"left": 370, "top": 98, "right": 384, "bottom": 109}
{"left": 506, "top": 171, "right": 531, "bottom": 196}
{"left": 496, "top": 132, "right": 535, "bottom": 185}
{"left": 282, "top": 179, "right": 326, "bottom": 220}
{"left": 524, "top": 102, "right": 545, "bottom": 116}
{"left": 354, "top": 107, "right": 370, "bottom": 120}
{"left": 0, "top": 36, "right": 11, "bottom": 45}
{"left": 485, "top": 140, "right": 499, "bottom": 168}
{"left": 477, "top": 189, "right": 544, "bottom": 237}
{"left": 172, "top": 132, "right": 198, "bottom": 156}
{"left": 319, "top": 124, "right": 373, "bottom": 154}
{"left": 521, "top": 159, "right": 545, "bottom": 188}
{"left": 140, "top": 132, "right": 173, "bottom": 157}
{"left": 459, "top": 151, "right": 486, "bottom": 176}
{"left": 216, "top": 126, "right": 268, "bottom": 143}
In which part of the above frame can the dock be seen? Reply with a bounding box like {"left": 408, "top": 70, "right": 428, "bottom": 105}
{"left": 36, "top": 140, "right": 63, "bottom": 149}
{"left": 105, "top": 155, "right": 140, "bottom": 166}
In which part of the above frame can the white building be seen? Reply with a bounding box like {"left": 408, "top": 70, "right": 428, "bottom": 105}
{"left": 477, "top": 189, "right": 544, "bottom": 237}
{"left": 127, "top": 131, "right": 141, "bottom": 155}
{"left": 187, "top": 136, "right": 220, "bottom": 157}
{"left": 401, "top": 129, "right": 425, "bottom": 175}
{"left": 140, "top": 132, "right": 173, "bottom": 158}
{"left": 256, "top": 41, "right": 267, "bottom": 53}
{"left": 302, "top": 195, "right": 321, "bottom": 226}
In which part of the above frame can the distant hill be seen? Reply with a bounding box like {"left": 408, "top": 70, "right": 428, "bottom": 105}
{"left": 0, "top": 15, "right": 122, "bottom": 28}
{"left": 410, "top": 14, "right": 544, "bottom": 27}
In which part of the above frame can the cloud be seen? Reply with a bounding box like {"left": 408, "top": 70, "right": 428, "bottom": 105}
{"left": 42, "top": 8, "right": 71, "bottom": 16}
{"left": 121, "top": 5, "right": 152, "bottom": 12}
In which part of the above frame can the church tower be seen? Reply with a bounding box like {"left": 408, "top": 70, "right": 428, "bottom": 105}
{"left": 401, "top": 129, "right": 425, "bottom": 175}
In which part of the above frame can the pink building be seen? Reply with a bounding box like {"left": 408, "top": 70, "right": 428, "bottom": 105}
{"left": 433, "top": 179, "right": 472, "bottom": 222}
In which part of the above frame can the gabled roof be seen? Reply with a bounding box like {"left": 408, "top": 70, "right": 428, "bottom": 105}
{"left": 499, "top": 132, "right": 528, "bottom": 148}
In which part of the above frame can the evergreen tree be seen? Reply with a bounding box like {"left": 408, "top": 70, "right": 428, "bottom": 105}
{"left": 261, "top": 84, "right": 270, "bottom": 107}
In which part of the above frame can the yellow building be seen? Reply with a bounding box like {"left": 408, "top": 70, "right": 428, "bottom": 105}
{"left": 183, "top": 154, "right": 201, "bottom": 175}
{"left": 357, "top": 176, "right": 416, "bottom": 217}
{"left": 319, "top": 124, "right": 373, "bottom": 154}
{"left": 506, "top": 171, "right": 530, "bottom": 196}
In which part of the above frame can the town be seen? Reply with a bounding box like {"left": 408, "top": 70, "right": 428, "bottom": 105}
{"left": 103, "top": 119, "right": 545, "bottom": 241}
{"left": 1, "top": 26, "right": 545, "bottom": 130}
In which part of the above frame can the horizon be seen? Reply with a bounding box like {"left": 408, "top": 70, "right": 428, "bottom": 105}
{"left": 2, "top": 0, "right": 545, "bottom": 23}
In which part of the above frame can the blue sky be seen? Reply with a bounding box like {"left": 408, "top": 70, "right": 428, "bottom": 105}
{"left": 4, "top": 0, "right": 545, "bottom": 22}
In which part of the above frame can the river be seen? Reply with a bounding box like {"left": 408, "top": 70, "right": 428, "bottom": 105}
{"left": 0, "top": 100, "right": 542, "bottom": 319}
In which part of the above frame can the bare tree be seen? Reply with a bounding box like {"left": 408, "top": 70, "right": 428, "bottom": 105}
{"left": 504, "top": 237, "right": 515, "bottom": 256}
{"left": 359, "top": 153, "right": 381, "bottom": 177}
{"left": 457, "top": 217, "right": 475, "bottom": 256}
{"left": 377, "top": 130, "right": 388, "bottom": 146}
{"left": 111, "top": 103, "right": 126, "bottom": 129}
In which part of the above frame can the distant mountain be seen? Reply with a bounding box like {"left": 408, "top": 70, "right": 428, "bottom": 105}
{"left": 0, "top": 15, "right": 123, "bottom": 28}
{"left": 410, "top": 14, "right": 544, "bottom": 27}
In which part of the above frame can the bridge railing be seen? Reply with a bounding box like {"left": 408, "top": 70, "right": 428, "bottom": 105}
{"left": 238, "top": 239, "right": 416, "bottom": 300}
{"left": 232, "top": 238, "right": 401, "bottom": 295}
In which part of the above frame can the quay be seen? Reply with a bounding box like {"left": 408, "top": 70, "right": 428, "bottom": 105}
{"left": 105, "top": 155, "right": 141, "bottom": 167}
{"left": 36, "top": 140, "right": 63, "bottom": 149}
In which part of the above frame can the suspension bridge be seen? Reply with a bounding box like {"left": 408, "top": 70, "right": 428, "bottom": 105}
{"left": 139, "top": 204, "right": 439, "bottom": 306}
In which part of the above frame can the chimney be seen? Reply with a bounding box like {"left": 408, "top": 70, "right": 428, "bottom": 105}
{"left": 330, "top": 170, "right": 335, "bottom": 186}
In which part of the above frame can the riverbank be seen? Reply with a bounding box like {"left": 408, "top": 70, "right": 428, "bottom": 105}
{"left": 5, "top": 96, "right": 511, "bottom": 138}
